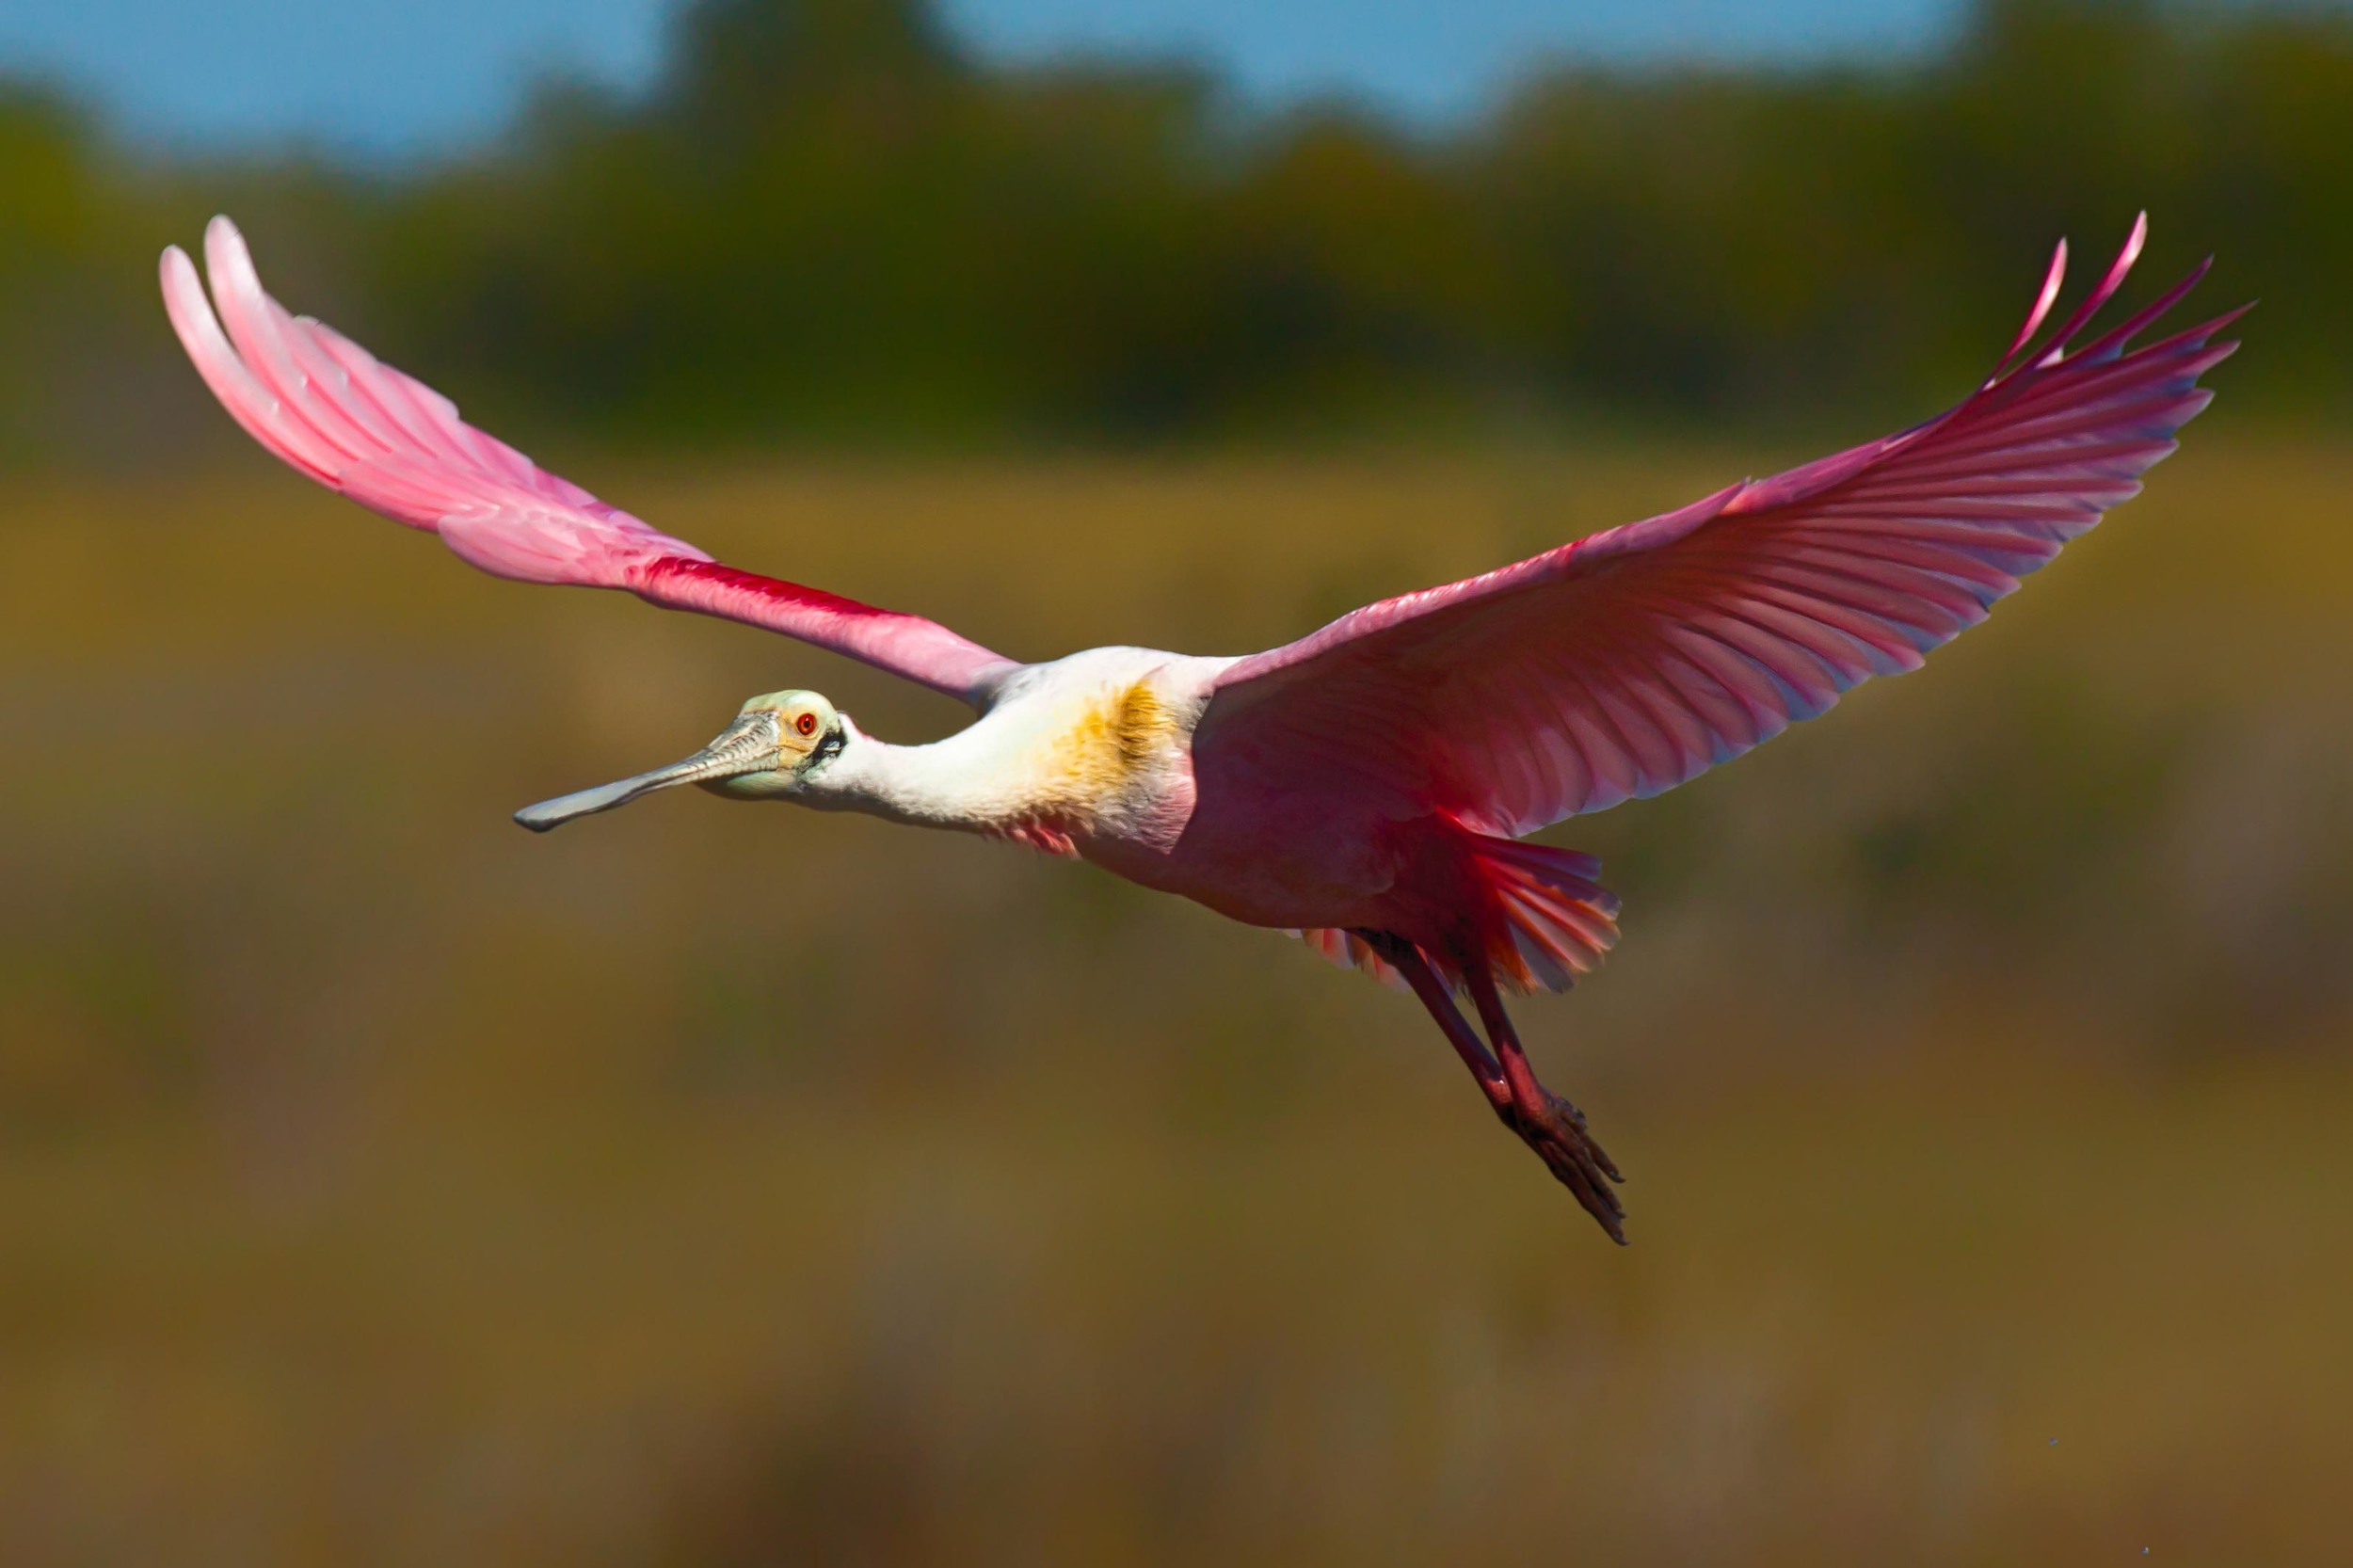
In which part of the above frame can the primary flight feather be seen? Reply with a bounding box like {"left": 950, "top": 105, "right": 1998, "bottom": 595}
{"left": 162, "top": 214, "right": 2240, "bottom": 1241}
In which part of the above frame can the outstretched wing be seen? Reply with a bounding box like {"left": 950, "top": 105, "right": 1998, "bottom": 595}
{"left": 1203, "top": 216, "right": 2244, "bottom": 838}
{"left": 161, "top": 217, "right": 1019, "bottom": 708}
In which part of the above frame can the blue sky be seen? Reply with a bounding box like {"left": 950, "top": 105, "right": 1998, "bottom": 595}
{"left": 0, "top": 0, "right": 1961, "bottom": 156}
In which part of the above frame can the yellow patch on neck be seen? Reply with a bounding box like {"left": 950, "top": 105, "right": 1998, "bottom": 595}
{"left": 1046, "top": 680, "right": 1175, "bottom": 803}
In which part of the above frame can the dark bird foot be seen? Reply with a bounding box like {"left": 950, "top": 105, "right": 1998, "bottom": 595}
{"left": 1504, "top": 1091, "right": 1626, "bottom": 1244}
{"left": 1378, "top": 936, "right": 1631, "bottom": 1245}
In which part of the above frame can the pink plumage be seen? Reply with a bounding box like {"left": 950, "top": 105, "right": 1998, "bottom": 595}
{"left": 161, "top": 214, "right": 2240, "bottom": 1243}
{"left": 1208, "top": 216, "right": 2238, "bottom": 845}
{"left": 161, "top": 218, "right": 1015, "bottom": 706}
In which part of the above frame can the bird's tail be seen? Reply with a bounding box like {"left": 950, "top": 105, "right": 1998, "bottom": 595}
{"left": 1467, "top": 834, "right": 1621, "bottom": 993}
{"left": 1290, "top": 834, "right": 1620, "bottom": 995}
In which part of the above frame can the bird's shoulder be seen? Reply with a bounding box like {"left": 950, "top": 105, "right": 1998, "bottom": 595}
{"left": 969, "top": 648, "right": 1225, "bottom": 830}
{"left": 991, "top": 646, "right": 1231, "bottom": 708}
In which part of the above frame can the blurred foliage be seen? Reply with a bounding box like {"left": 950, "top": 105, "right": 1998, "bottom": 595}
{"left": 3, "top": 0, "right": 2351, "bottom": 465}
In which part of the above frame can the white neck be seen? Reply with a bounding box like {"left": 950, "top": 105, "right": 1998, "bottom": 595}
{"left": 760, "top": 647, "right": 1220, "bottom": 843}
{"left": 789, "top": 720, "right": 1036, "bottom": 832}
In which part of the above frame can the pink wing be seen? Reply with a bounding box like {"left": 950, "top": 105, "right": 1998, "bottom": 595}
{"left": 161, "top": 217, "right": 1018, "bottom": 708}
{"left": 1204, "top": 216, "right": 2245, "bottom": 838}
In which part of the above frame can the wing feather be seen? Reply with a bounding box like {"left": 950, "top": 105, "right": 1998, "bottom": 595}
{"left": 163, "top": 217, "right": 1017, "bottom": 708}
{"left": 1203, "top": 219, "right": 2241, "bottom": 838}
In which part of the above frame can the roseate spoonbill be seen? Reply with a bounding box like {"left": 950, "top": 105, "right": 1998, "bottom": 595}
{"left": 162, "top": 215, "right": 2239, "bottom": 1241}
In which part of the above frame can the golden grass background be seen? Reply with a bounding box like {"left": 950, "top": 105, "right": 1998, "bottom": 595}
{"left": 4, "top": 432, "right": 2351, "bottom": 1562}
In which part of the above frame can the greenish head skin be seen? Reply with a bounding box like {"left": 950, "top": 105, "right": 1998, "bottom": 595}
{"left": 512, "top": 689, "right": 847, "bottom": 832}
{"left": 704, "top": 690, "right": 847, "bottom": 799}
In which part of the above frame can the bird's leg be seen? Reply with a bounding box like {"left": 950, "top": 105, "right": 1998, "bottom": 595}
{"left": 1369, "top": 933, "right": 1513, "bottom": 1114}
{"left": 1361, "top": 932, "right": 1625, "bottom": 1242}
{"left": 1464, "top": 961, "right": 1625, "bottom": 1243}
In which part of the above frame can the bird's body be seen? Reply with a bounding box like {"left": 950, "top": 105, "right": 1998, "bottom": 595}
{"left": 161, "top": 215, "right": 2242, "bottom": 1241}
{"left": 741, "top": 645, "right": 1614, "bottom": 984}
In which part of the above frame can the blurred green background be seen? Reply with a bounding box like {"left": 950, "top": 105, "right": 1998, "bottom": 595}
{"left": 5, "top": 1, "right": 2352, "bottom": 1562}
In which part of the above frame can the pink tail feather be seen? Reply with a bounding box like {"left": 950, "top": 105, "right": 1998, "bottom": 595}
{"left": 1469, "top": 836, "right": 1622, "bottom": 993}
{"left": 1292, "top": 835, "right": 1621, "bottom": 994}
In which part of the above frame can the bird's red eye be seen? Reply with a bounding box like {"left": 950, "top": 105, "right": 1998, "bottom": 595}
{"left": 795, "top": 712, "right": 819, "bottom": 737}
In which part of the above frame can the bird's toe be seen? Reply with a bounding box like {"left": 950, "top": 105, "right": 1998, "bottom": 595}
{"left": 1510, "top": 1092, "right": 1628, "bottom": 1243}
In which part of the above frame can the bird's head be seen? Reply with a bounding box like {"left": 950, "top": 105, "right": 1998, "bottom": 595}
{"left": 512, "top": 689, "right": 848, "bottom": 832}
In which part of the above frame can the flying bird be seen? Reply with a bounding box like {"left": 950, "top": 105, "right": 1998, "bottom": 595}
{"left": 162, "top": 215, "right": 2239, "bottom": 1242}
